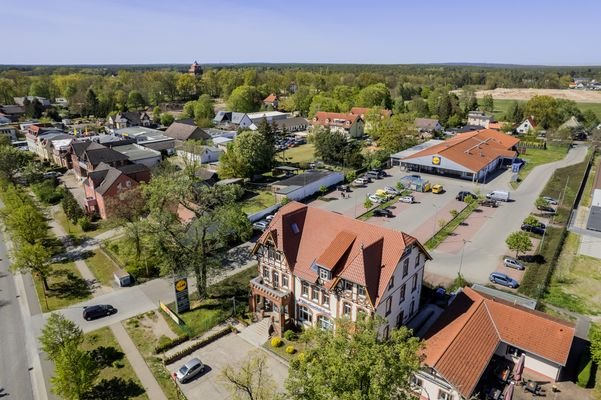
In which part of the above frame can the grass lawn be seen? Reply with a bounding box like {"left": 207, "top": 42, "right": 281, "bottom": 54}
{"left": 34, "top": 260, "right": 91, "bottom": 312}
{"left": 241, "top": 190, "right": 277, "bottom": 214}
{"left": 163, "top": 267, "right": 258, "bottom": 338}
{"left": 124, "top": 314, "right": 183, "bottom": 400}
{"left": 481, "top": 99, "right": 601, "bottom": 121}
{"left": 511, "top": 145, "right": 569, "bottom": 188}
{"left": 544, "top": 233, "right": 601, "bottom": 315}
{"left": 278, "top": 143, "right": 316, "bottom": 164}
{"left": 263, "top": 337, "right": 305, "bottom": 362}
{"left": 53, "top": 207, "right": 115, "bottom": 238}
{"left": 82, "top": 327, "right": 148, "bottom": 400}
{"left": 84, "top": 249, "right": 120, "bottom": 287}
{"left": 581, "top": 154, "right": 598, "bottom": 208}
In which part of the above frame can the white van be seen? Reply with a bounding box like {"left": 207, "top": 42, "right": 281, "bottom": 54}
{"left": 486, "top": 190, "right": 511, "bottom": 202}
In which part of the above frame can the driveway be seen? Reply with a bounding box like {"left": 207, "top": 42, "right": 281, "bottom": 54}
{"left": 167, "top": 334, "right": 288, "bottom": 400}
{"left": 59, "top": 170, "right": 87, "bottom": 208}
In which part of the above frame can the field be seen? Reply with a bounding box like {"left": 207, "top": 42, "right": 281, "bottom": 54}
{"left": 277, "top": 143, "right": 316, "bottom": 164}
{"left": 475, "top": 88, "right": 601, "bottom": 103}
{"left": 478, "top": 98, "right": 601, "bottom": 120}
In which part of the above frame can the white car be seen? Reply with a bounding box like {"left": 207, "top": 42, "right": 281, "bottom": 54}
{"left": 503, "top": 257, "right": 525, "bottom": 270}
{"left": 542, "top": 196, "right": 558, "bottom": 205}
{"left": 399, "top": 195, "right": 414, "bottom": 204}
{"left": 368, "top": 194, "right": 383, "bottom": 204}
{"left": 384, "top": 186, "right": 400, "bottom": 195}
{"left": 353, "top": 178, "right": 369, "bottom": 186}
{"left": 252, "top": 221, "right": 269, "bottom": 232}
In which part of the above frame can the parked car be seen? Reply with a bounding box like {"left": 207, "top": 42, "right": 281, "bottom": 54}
{"left": 489, "top": 272, "right": 519, "bottom": 288}
{"left": 353, "top": 178, "right": 369, "bottom": 186}
{"left": 265, "top": 214, "right": 275, "bottom": 222}
{"left": 373, "top": 208, "right": 393, "bottom": 218}
{"left": 43, "top": 171, "right": 61, "bottom": 179}
{"left": 252, "top": 221, "right": 269, "bottom": 232}
{"left": 408, "top": 174, "right": 421, "bottom": 179}
{"left": 366, "top": 170, "right": 385, "bottom": 179}
{"left": 536, "top": 205, "right": 556, "bottom": 213}
{"left": 175, "top": 358, "right": 205, "bottom": 383}
{"left": 337, "top": 184, "right": 351, "bottom": 192}
{"left": 431, "top": 184, "right": 444, "bottom": 194}
{"left": 368, "top": 194, "right": 383, "bottom": 204}
{"left": 479, "top": 199, "right": 498, "bottom": 208}
{"left": 456, "top": 191, "right": 476, "bottom": 201}
{"left": 503, "top": 257, "right": 525, "bottom": 270}
{"left": 521, "top": 224, "right": 545, "bottom": 235}
{"left": 384, "top": 186, "right": 400, "bottom": 195}
{"left": 399, "top": 195, "right": 414, "bottom": 204}
{"left": 375, "top": 189, "right": 393, "bottom": 200}
{"left": 83, "top": 304, "right": 116, "bottom": 321}
{"left": 542, "top": 196, "right": 559, "bottom": 205}
{"left": 486, "top": 190, "right": 511, "bottom": 202}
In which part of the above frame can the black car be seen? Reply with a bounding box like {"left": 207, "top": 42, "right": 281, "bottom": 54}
{"left": 521, "top": 224, "right": 545, "bottom": 235}
{"left": 456, "top": 191, "right": 476, "bottom": 201}
{"left": 537, "top": 205, "right": 556, "bottom": 214}
{"left": 83, "top": 304, "right": 117, "bottom": 321}
{"left": 373, "top": 208, "right": 393, "bottom": 218}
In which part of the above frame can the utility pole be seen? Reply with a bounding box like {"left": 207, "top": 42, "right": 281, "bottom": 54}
{"left": 458, "top": 239, "right": 471, "bottom": 277}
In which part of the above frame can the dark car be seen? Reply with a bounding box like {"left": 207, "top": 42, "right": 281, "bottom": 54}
{"left": 337, "top": 185, "right": 351, "bottom": 192}
{"left": 479, "top": 199, "right": 498, "bottom": 208}
{"left": 521, "top": 224, "right": 545, "bottom": 235}
{"left": 373, "top": 208, "right": 393, "bottom": 218}
{"left": 456, "top": 191, "right": 477, "bottom": 201}
{"left": 537, "top": 205, "right": 556, "bottom": 214}
{"left": 83, "top": 304, "right": 116, "bottom": 321}
{"left": 489, "top": 272, "right": 519, "bottom": 288}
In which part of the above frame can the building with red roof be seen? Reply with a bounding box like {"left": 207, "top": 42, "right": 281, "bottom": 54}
{"left": 250, "top": 202, "right": 431, "bottom": 336}
{"left": 311, "top": 112, "right": 364, "bottom": 137}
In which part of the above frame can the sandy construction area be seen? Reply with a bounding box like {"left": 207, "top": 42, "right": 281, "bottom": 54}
{"left": 474, "top": 88, "right": 601, "bottom": 103}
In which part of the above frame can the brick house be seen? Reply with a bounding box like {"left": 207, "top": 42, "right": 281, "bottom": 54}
{"left": 70, "top": 141, "right": 129, "bottom": 179}
{"left": 83, "top": 162, "right": 150, "bottom": 219}
{"left": 250, "top": 202, "right": 431, "bottom": 337}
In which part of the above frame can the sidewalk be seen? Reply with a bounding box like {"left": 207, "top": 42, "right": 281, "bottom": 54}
{"left": 110, "top": 322, "right": 168, "bottom": 400}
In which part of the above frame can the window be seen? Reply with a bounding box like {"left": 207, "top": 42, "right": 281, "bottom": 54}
{"left": 397, "top": 310, "right": 404, "bottom": 328}
{"left": 410, "top": 300, "right": 415, "bottom": 316}
{"left": 403, "top": 259, "right": 409, "bottom": 277}
{"left": 318, "top": 315, "right": 332, "bottom": 331}
{"left": 319, "top": 268, "right": 329, "bottom": 280}
{"left": 388, "top": 276, "right": 394, "bottom": 290}
{"left": 282, "top": 274, "right": 289, "bottom": 288}
{"left": 399, "top": 284, "right": 406, "bottom": 304}
{"left": 322, "top": 291, "right": 330, "bottom": 307}
{"left": 437, "top": 389, "right": 452, "bottom": 400}
{"left": 344, "top": 280, "right": 353, "bottom": 291}
{"left": 411, "top": 273, "right": 418, "bottom": 292}
{"left": 298, "top": 306, "right": 312, "bottom": 323}
{"left": 291, "top": 223, "right": 300, "bottom": 234}
{"left": 415, "top": 253, "right": 420, "bottom": 268}
{"left": 385, "top": 297, "right": 392, "bottom": 316}
{"left": 272, "top": 271, "right": 279, "bottom": 288}
{"left": 410, "top": 375, "right": 423, "bottom": 391}
{"left": 262, "top": 266, "right": 269, "bottom": 279}
{"left": 383, "top": 325, "right": 390, "bottom": 339}
{"left": 126, "top": 180, "right": 132, "bottom": 188}
{"left": 302, "top": 281, "right": 309, "bottom": 297}
{"left": 311, "top": 286, "right": 319, "bottom": 302}
{"left": 343, "top": 303, "right": 352, "bottom": 317}
{"left": 357, "top": 286, "right": 366, "bottom": 297}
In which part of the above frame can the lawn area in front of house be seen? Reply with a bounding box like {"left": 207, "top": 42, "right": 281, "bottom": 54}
{"left": 82, "top": 327, "right": 148, "bottom": 400}
{"left": 241, "top": 190, "right": 278, "bottom": 215}
{"left": 84, "top": 249, "right": 120, "bottom": 287}
{"left": 34, "top": 259, "right": 91, "bottom": 312}
{"left": 53, "top": 207, "right": 115, "bottom": 239}
{"left": 278, "top": 143, "right": 316, "bottom": 165}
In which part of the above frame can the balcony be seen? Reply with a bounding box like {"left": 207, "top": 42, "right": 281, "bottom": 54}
{"left": 250, "top": 276, "right": 291, "bottom": 302}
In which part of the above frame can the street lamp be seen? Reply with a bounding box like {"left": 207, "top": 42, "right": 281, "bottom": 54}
{"left": 458, "top": 239, "right": 471, "bottom": 277}
{"left": 431, "top": 203, "right": 439, "bottom": 237}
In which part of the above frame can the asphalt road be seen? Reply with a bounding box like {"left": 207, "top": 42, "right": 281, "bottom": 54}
{"left": 0, "top": 229, "right": 35, "bottom": 400}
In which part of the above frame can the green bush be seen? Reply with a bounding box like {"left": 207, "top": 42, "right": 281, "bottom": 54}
{"left": 283, "top": 330, "right": 297, "bottom": 341}
{"left": 154, "top": 334, "right": 190, "bottom": 354}
{"left": 271, "top": 336, "right": 282, "bottom": 348}
{"left": 78, "top": 216, "right": 93, "bottom": 232}
{"left": 162, "top": 326, "right": 232, "bottom": 365}
{"left": 577, "top": 354, "right": 593, "bottom": 388}
{"left": 32, "top": 180, "right": 63, "bottom": 204}
{"left": 285, "top": 345, "right": 296, "bottom": 354}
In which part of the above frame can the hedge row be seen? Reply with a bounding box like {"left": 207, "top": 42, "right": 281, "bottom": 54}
{"left": 162, "top": 325, "right": 234, "bottom": 365}
{"left": 154, "top": 334, "right": 190, "bottom": 354}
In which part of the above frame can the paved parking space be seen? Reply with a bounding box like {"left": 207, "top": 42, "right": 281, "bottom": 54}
{"left": 167, "top": 333, "right": 288, "bottom": 400}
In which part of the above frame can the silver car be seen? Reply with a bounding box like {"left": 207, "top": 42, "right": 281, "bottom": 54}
{"left": 503, "top": 257, "right": 525, "bottom": 270}
{"left": 176, "top": 357, "right": 205, "bottom": 383}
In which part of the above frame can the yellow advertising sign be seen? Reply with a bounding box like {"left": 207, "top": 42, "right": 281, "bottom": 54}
{"left": 432, "top": 156, "right": 441, "bottom": 165}
{"left": 175, "top": 279, "right": 187, "bottom": 292}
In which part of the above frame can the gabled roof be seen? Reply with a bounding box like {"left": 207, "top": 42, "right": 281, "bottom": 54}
{"left": 71, "top": 141, "right": 105, "bottom": 157}
{"left": 84, "top": 146, "right": 129, "bottom": 165}
{"left": 255, "top": 202, "right": 430, "bottom": 307}
{"left": 87, "top": 162, "right": 148, "bottom": 195}
{"left": 415, "top": 118, "right": 441, "bottom": 130}
{"left": 423, "top": 287, "right": 575, "bottom": 398}
{"left": 401, "top": 129, "right": 520, "bottom": 173}
{"left": 165, "top": 122, "right": 210, "bottom": 141}
{"left": 311, "top": 112, "right": 360, "bottom": 128}
{"left": 263, "top": 93, "right": 278, "bottom": 103}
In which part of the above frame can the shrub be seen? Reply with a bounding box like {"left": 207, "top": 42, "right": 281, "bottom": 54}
{"left": 285, "top": 345, "right": 296, "bottom": 354}
{"left": 449, "top": 209, "right": 458, "bottom": 219}
{"left": 280, "top": 196, "right": 290, "bottom": 205}
{"left": 78, "top": 216, "right": 93, "bottom": 231}
{"left": 154, "top": 334, "right": 190, "bottom": 354}
{"left": 112, "top": 360, "right": 124, "bottom": 369}
{"left": 162, "top": 326, "right": 232, "bottom": 365}
{"left": 523, "top": 215, "right": 539, "bottom": 226}
{"left": 283, "top": 330, "right": 297, "bottom": 341}
{"left": 271, "top": 336, "right": 282, "bottom": 348}
{"left": 32, "top": 180, "right": 63, "bottom": 204}
{"left": 577, "top": 354, "right": 593, "bottom": 388}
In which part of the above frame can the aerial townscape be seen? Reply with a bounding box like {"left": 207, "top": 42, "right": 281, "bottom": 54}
{"left": 2, "top": 2, "right": 601, "bottom": 400}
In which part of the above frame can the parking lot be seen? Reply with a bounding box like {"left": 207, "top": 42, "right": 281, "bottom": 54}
{"left": 167, "top": 333, "right": 288, "bottom": 400}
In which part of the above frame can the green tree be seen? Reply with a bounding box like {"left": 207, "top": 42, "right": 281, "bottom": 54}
{"left": 51, "top": 342, "right": 98, "bottom": 400}
{"left": 505, "top": 231, "right": 533, "bottom": 258}
{"left": 176, "top": 74, "right": 198, "bottom": 99}
{"left": 0, "top": 77, "right": 16, "bottom": 104}
{"left": 0, "top": 145, "right": 32, "bottom": 182}
{"left": 589, "top": 324, "right": 601, "bottom": 364}
{"left": 12, "top": 242, "right": 52, "bottom": 290}
{"left": 152, "top": 106, "right": 162, "bottom": 123}
{"left": 227, "top": 85, "right": 261, "bottom": 113}
{"left": 356, "top": 83, "right": 392, "bottom": 109}
{"left": 4, "top": 203, "right": 48, "bottom": 244}
{"left": 39, "top": 313, "right": 84, "bottom": 360}
{"left": 160, "top": 113, "right": 175, "bottom": 126}
{"left": 194, "top": 94, "right": 215, "bottom": 121}
{"left": 220, "top": 131, "right": 272, "bottom": 179}
{"left": 82, "top": 88, "right": 99, "bottom": 116}
{"left": 308, "top": 94, "right": 340, "bottom": 117}
{"left": 506, "top": 101, "right": 524, "bottom": 124}
{"left": 127, "top": 90, "right": 145, "bottom": 109}
{"left": 286, "top": 318, "right": 422, "bottom": 400}
{"left": 62, "top": 189, "right": 84, "bottom": 223}
{"left": 481, "top": 94, "right": 494, "bottom": 112}
{"left": 523, "top": 215, "right": 539, "bottom": 226}
{"left": 524, "top": 95, "right": 559, "bottom": 129}
{"left": 313, "top": 128, "right": 346, "bottom": 165}
{"left": 364, "top": 197, "right": 373, "bottom": 209}
{"left": 220, "top": 353, "right": 279, "bottom": 400}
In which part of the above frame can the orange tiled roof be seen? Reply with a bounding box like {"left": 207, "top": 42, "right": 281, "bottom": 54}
{"left": 488, "top": 121, "right": 502, "bottom": 130}
{"left": 401, "top": 129, "right": 520, "bottom": 173}
{"left": 263, "top": 93, "right": 277, "bottom": 103}
{"left": 255, "top": 202, "right": 430, "bottom": 307}
{"left": 311, "top": 112, "right": 360, "bottom": 128}
{"left": 423, "top": 287, "right": 575, "bottom": 398}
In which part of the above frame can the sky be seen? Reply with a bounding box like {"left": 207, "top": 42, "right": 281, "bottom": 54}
{"left": 3, "top": 0, "right": 600, "bottom": 66}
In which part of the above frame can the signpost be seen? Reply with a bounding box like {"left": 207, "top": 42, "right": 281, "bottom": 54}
{"left": 174, "top": 276, "right": 190, "bottom": 313}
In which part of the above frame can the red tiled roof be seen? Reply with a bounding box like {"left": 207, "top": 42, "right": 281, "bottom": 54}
{"left": 527, "top": 117, "right": 537, "bottom": 128}
{"left": 311, "top": 112, "right": 360, "bottom": 128}
{"left": 402, "top": 129, "right": 520, "bottom": 173}
{"left": 255, "top": 202, "right": 430, "bottom": 307}
{"left": 263, "top": 93, "right": 278, "bottom": 103}
{"left": 423, "top": 287, "right": 575, "bottom": 398}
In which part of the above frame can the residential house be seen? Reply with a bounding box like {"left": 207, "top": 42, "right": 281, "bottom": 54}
{"left": 14, "top": 96, "right": 51, "bottom": 107}
{"left": 213, "top": 111, "right": 290, "bottom": 130}
{"left": 273, "top": 117, "right": 309, "bottom": 133}
{"left": 250, "top": 202, "right": 431, "bottom": 336}
{"left": 70, "top": 141, "right": 129, "bottom": 178}
{"left": 515, "top": 117, "right": 537, "bottom": 134}
{"left": 188, "top": 61, "right": 203, "bottom": 76}
{"left": 212, "top": 136, "right": 233, "bottom": 151}
{"left": 311, "top": 112, "right": 364, "bottom": 138}
{"left": 467, "top": 111, "right": 494, "bottom": 128}
{"left": 415, "top": 118, "right": 442, "bottom": 133}
{"left": 165, "top": 121, "right": 210, "bottom": 142}
{"left": 106, "top": 111, "right": 151, "bottom": 130}
{"left": 38, "top": 133, "right": 72, "bottom": 164}
{"left": 0, "top": 124, "right": 17, "bottom": 141}
{"left": 114, "top": 126, "right": 175, "bottom": 156}
{"left": 559, "top": 116, "right": 583, "bottom": 131}
{"left": 246, "top": 111, "right": 290, "bottom": 124}
{"left": 83, "top": 162, "right": 150, "bottom": 219}
{"left": 0, "top": 105, "right": 25, "bottom": 122}
{"left": 25, "top": 124, "right": 65, "bottom": 156}
{"left": 176, "top": 144, "right": 223, "bottom": 164}
{"left": 415, "top": 287, "right": 575, "bottom": 400}
{"left": 263, "top": 93, "right": 279, "bottom": 109}
{"left": 112, "top": 143, "right": 162, "bottom": 168}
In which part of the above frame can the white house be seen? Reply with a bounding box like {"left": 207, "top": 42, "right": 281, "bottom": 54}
{"left": 467, "top": 111, "right": 494, "bottom": 128}
{"left": 177, "top": 145, "right": 224, "bottom": 164}
{"left": 515, "top": 117, "right": 537, "bottom": 134}
{"left": 249, "top": 202, "right": 431, "bottom": 337}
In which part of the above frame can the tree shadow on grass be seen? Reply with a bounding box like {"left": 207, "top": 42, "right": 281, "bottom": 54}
{"left": 49, "top": 270, "right": 91, "bottom": 299}
{"left": 86, "top": 377, "right": 145, "bottom": 400}
{"left": 90, "top": 346, "right": 124, "bottom": 369}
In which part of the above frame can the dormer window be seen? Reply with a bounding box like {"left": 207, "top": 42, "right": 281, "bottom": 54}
{"left": 319, "top": 268, "right": 330, "bottom": 281}
{"left": 344, "top": 280, "right": 353, "bottom": 291}
{"left": 291, "top": 223, "right": 300, "bottom": 234}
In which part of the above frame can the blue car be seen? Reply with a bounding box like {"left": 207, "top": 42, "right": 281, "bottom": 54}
{"left": 489, "top": 272, "right": 519, "bottom": 288}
